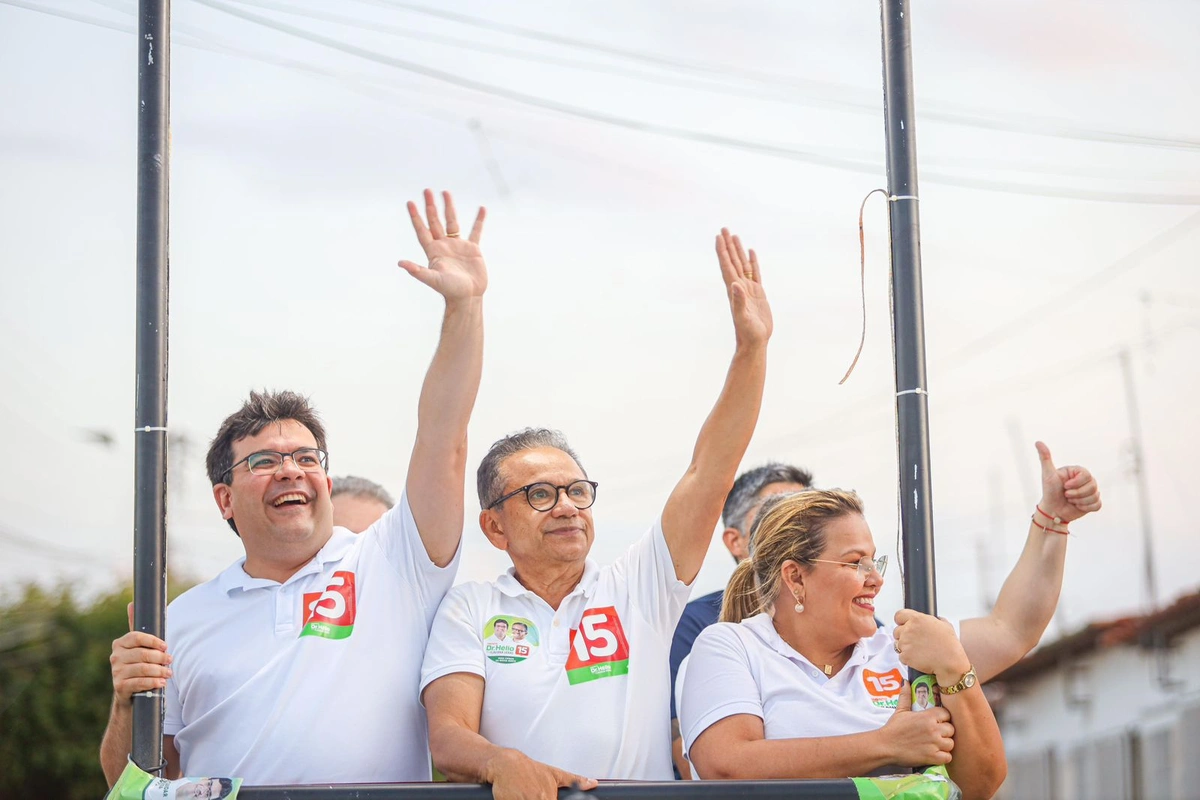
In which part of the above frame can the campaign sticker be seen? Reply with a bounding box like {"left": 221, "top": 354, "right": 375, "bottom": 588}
{"left": 910, "top": 674, "right": 939, "bottom": 712}
{"left": 301, "top": 571, "right": 357, "bottom": 640}
{"left": 483, "top": 615, "right": 539, "bottom": 664}
{"left": 862, "top": 667, "right": 904, "bottom": 709}
{"left": 140, "top": 775, "right": 240, "bottom": 799}
{"left": 565, "top": 606, "right": 631, "bottom": 685}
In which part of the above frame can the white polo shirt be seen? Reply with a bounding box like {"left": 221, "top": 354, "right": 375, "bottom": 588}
{"left": 682, "top": 614, "right": 965, "bottom": 776}
{"left": 164, "top": 493, "right": 459, "bottom": 785}
{"left": 681, "top": 613, "right": 913, "bottom": 776}
{"left": 419, "top": 520, "right": 691, "bottom": 780}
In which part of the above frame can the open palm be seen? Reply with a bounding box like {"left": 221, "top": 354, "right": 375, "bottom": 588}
{"left": 399, "top": 189, "right": 488, "bottom": 300}
{"left": 716, "top": 228, "right": 773, "bottom": 348}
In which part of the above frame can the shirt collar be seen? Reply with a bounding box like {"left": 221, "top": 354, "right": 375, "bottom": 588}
{"left": 744, "top": 612, "right": 879, "bottom": 673}
{"left": 216, "top": 528, "right": 355, "bottom": 595}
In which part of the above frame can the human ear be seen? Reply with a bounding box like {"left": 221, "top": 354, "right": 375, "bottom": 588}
{"left": 479, "top": 510, "right": 510, "bottom": 552}
{"left": 721, "top": 527, "right": 748, "bottom": 560}
{"left": 780, "top": 560, "right": 806, "bottom": 596}
{"left": 213, "top": 484, "right": 234, "bottom": 520}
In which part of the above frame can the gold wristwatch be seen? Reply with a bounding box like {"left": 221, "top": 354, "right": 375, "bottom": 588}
{"left": 937, "top": 665, "right": 978, "bottom": 695}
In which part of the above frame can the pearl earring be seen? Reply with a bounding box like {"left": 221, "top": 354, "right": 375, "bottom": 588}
{"left": 794, "top": 599, "right": 805, "bottom": 614}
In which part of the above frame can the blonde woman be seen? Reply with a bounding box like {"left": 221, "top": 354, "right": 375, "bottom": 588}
{"left": 681, "top": 457, "right": 1099, "bottom": 799}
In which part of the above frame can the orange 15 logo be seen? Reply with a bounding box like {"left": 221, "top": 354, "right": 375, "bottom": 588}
{"left": 301, "top": 570, "right": 357, "bottom": 639}
{"left": 565, "top": 606, "right": 630, "bottom": 685}
{"left": 863, "top": 667, "right": 904, "bottom": 708}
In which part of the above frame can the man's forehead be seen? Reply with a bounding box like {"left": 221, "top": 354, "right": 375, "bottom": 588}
{"left": 232, "top": 419, "right": 318, "bottom": 457}
{"left": 501, "top": 447, "right": 584, "bottom": 483}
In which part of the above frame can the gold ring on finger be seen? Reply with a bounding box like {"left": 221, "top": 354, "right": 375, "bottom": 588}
{"left": 446, "top": 231, "right": 460, "bottom": 238}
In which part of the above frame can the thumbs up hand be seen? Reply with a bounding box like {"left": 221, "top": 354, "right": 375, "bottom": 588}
{"left": 1036, "top": 441, "right": 1102, "bottom": 524}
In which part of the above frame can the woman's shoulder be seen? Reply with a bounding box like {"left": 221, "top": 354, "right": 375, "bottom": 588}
{"left": 694, "top": 614, "right": 775, "bottom": 653}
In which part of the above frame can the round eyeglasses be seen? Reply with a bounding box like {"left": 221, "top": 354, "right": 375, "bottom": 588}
{"left": 488, "top": 480, "right": 599, "bottom": 512}
{"left": 810, "top": 554, "right": 887, "bottom": 578}
{"left": 223, "top": 447, "right": 329, "bottom": 481}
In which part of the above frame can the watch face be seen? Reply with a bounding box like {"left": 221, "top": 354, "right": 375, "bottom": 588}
{"left": 963, "top": 672, "right": 977, "bottom": 689}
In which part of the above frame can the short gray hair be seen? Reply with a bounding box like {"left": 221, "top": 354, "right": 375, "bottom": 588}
{"left": 722, "top": 462, "right": 814, "bottom": 533}
{"left": 330, "top": 475, "right": 395, "bottom": 508}
{"left": 477, "top": 428, "right": 586, "bottom": 509}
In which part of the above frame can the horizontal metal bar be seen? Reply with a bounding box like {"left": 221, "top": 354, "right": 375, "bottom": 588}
{"left": 237, "top": 780, "right": 859, "bottom": 799}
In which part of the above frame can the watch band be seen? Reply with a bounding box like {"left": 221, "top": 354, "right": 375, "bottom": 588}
{"left": 937, "top": 665, "right": 978, "bottom": 695}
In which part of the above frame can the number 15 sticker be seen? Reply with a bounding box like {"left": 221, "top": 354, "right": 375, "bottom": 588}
{"left": 565, "top": 606, "right": 630, "bottom": 685}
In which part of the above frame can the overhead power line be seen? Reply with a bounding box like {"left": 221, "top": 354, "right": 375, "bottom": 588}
{"left": 1, "top": 525, "right": 109, "bottom": 566}
{"left": 194, "top": 0, "right": 1200, "bottom": 206}
{"left": 943, "top": 209, "right": 1200, "bottom": 366}
{"left": 221, "top": 0, "right": 1199, "bottom": 184}
{"left": 349, "top": 0, "right": 1200, "bottom": 152}
{"left": 12, "top": 0, "right": 1199, "bottom": 203}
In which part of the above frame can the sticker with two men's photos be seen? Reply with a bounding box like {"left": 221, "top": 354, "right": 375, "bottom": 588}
{"left": 483, "top": 615, "right": 539, "bottom": 664}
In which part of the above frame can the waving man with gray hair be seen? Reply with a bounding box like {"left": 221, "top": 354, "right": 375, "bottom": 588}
{"left": 419, "top": 228, "right": 773, "bottom": 800}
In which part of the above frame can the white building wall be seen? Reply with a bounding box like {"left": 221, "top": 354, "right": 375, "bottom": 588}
{"left": 998, "top": 626, "right": 1200, "bottom": 800}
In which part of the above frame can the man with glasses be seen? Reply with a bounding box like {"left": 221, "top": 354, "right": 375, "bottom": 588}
{"left": 101, "top": 190, "right": 487, "bottom": 787}
{"left": 420, "top": 228, "right": 773, "bottom": 796}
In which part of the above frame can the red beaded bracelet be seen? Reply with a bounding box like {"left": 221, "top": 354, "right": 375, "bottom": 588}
{"left": 1035, "top": 505, "right": 1065, "bottom": 525}
{"left": 1031, "top": 513, "right": 1069, "bottom": 535}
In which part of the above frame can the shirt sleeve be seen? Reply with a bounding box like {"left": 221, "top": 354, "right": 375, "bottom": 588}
{"left": 669, "top": 598, "right": 716, "bottom": 720}
{"left": 163, "top": 673, "right": 183, "bottom": 736}
{"left": 419, "top": 586, "right": 485, "bottom": 699}
{"left": 366, "top": 490, "right": 462, "bottom": 628}
{"left": 611, "top": 517, "right": 692, "bottom": 634}
{"left": 680, "top": 624, "right": 763, "bottom": 762}
{"left": 163, "top": 608, "right": 183, "bottom": 736}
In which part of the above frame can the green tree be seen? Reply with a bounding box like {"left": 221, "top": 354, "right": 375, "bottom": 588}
{"left": 0, "top": 581, "right": 190, "bottom": 800}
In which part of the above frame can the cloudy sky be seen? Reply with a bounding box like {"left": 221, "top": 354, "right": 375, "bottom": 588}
{"left": 2, "top": 0, "right": 1198, "bottom": 636}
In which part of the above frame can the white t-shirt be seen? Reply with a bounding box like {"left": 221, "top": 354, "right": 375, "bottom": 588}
{"left": 681, "top": 613, "right": 911, "bottom": 777}
{"left": 164, "top": 493, "right": 459, "bottom": 784}
{"left": 419, "top": 520, "right": 691, "bottom": 780}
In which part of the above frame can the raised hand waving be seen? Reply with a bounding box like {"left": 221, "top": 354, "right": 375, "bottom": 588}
{"left": 716, "top": 228, "right": 773, "bottom": 348}
{"left": 399, "top": 189, "right": 488, "bottom": 301}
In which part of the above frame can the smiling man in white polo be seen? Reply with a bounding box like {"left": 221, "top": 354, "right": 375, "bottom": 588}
{"left": 100, "top": 190, "right": 488, "bottom": 786}
{"left": 419, "top": 229, "right": 773, "bottom": 798}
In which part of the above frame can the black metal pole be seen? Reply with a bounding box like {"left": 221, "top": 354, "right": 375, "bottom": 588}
{"left": 132, "top": 0, "right": 170, "bottom": 773}
{"left": 880, "top": 0, "right": 937, "bottom": 624}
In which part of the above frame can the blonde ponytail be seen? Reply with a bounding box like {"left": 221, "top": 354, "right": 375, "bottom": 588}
{"left": 720, "top": 559, "right": 762, "bottom": 623}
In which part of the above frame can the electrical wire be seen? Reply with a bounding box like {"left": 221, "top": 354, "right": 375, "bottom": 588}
{"left": 10, "top": 0, "right": 1199, "bottom": 204}
{"left": 191, "top": 0, "right": 1200, "bottom": 206}
{"left": 348, "top": 0, "right": 1200, "bottom": 152}
{"left": 223, "top": 0, "right": 1198, "bottom": 185}
{"left": 942, "top": 209, "right": 1200, "bottom": 367}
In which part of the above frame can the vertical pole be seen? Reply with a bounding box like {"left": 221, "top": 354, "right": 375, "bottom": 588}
{"left": 1118, "top": 349, "right": 1159, "bottom": 611}
{"left": 880, "top": 0, "right": 937, "bottom": 620}
{"left": 132, "top": 0, "right": 170, "bottom": 773}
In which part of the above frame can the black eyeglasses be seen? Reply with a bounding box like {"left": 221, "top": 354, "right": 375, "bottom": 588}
{"left": 222, "top": 448, "right": 329, "bottom": 481}
{"left": 488, "top": 480, "right": 599, "bottom": 512}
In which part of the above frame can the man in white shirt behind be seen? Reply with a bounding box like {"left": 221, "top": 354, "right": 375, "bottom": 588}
{"left": 100, "top": 190, "right": 488, "bottom": 786}
{"left": 420, "top": 229, "right": 774, "bottom": 798}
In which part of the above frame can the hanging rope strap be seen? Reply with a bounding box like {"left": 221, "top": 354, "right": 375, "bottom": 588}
{"left": 838, "top": 188, "right": 888, "bottom": 384}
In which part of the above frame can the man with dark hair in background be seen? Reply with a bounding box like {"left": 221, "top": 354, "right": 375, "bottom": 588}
{"left": 100, "top": 190, "right": 488, "bottom": 786}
